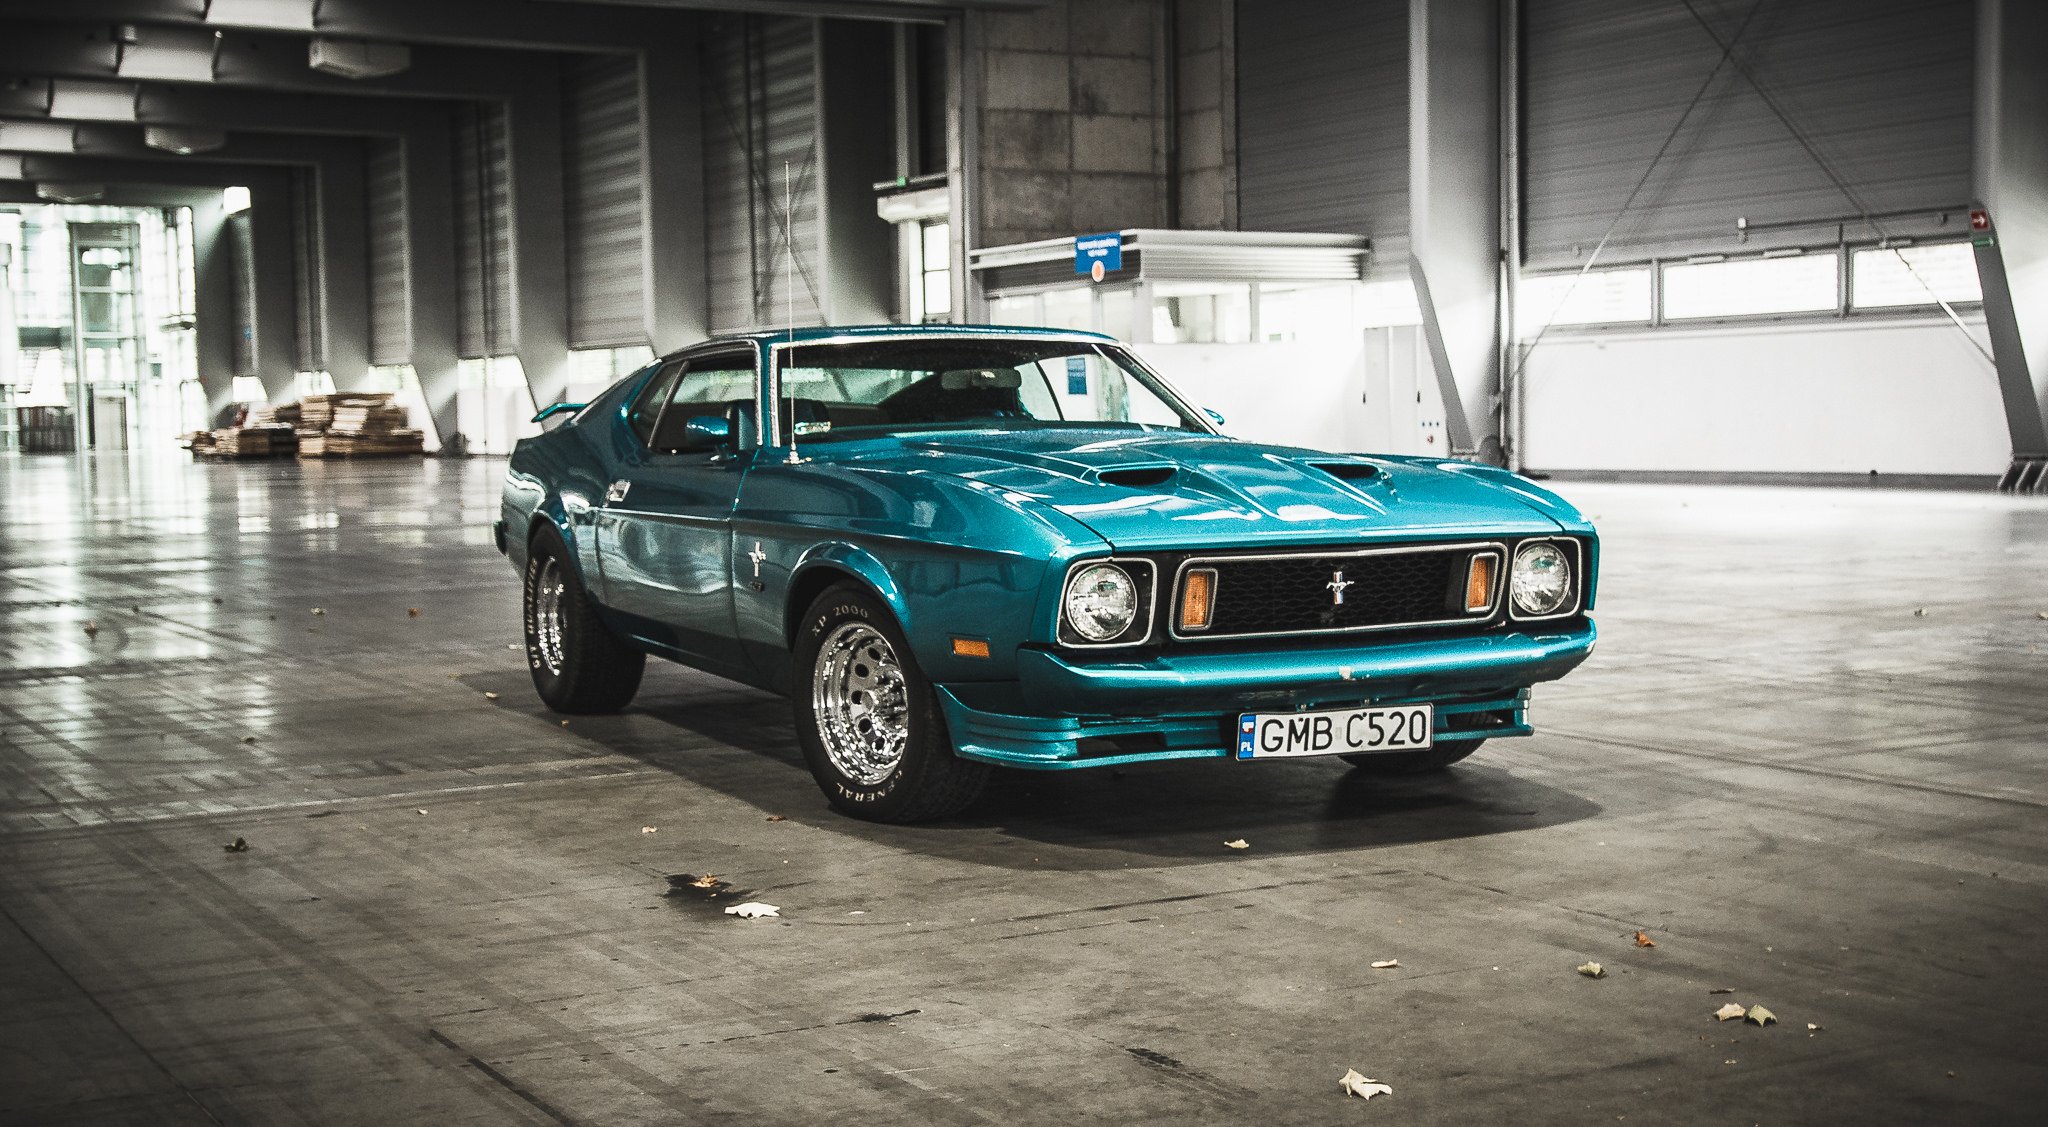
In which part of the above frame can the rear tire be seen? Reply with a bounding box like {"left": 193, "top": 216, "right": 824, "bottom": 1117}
{"left": 524, "top": 525, "right": 645, "bottom": 714}
{"left": 1340, "top": 738, "right": 1485, "bottom": 775}
{"left": 793, "top": 585, "right": 990, "bottom": 822}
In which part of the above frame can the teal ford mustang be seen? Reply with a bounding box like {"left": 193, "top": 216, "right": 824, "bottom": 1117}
{"left": 498, "top": 325, "right": 1597, "bottom": 822}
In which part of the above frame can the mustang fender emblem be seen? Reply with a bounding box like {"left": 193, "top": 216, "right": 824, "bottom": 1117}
{"left": 1326, "top": 570, "right": 1353, "bottom": 606}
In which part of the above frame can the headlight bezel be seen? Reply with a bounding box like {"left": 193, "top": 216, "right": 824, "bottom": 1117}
{"left": 1508, "top": 537, "right": 1582, "bottom": 621}
{"left": 1057, "top": 558, "right": 1157, "bottom": 647}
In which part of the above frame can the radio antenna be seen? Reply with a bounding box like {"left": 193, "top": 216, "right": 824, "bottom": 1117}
{"left": 783, "top": 159, "right": 800, "bottom": 465}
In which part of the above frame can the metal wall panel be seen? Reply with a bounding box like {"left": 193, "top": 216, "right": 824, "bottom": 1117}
{"left": 454, "top": 101, "right": 514, "bottom": 358}
{"left": 229, "top": 211, "right": 255, "bottom": 377}
{"left": 288, "top": 166, "right": 323, "bottom": 373}
{"left": 1522, "top": 0, "right": 1975, "bottom": 270}
{"left": 1236, "top": 0, "right": 1407, "bottom": 243}
{"left": 563, "top": 53, "right": 648, "bottom": 350}
{"left": 702, "top": 14, "right": 824, "bottom": 335}
{"left": 366, "top": 137, "right": 408, "bottom": 366}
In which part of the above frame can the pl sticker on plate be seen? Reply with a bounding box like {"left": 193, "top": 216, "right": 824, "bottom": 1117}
{"left": 1237, "top": 704, "right": 1434, "bottom": 759}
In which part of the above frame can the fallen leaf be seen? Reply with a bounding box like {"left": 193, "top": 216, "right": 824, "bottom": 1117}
{"left": 311, "top": 607, "right": 325, "bottom": 616}
{"left": 1577, "top": 962, "right": 1606, "bottom": 978}
{"left": 1224, "top": 838, "right": 1249, "bottom": 849}
{"left": 223, "top": 837, "right": 249, "bottom": 853}
{"left": 1714, "top": 1003, "right": 1746, "bottom": 1021}
{"left": 241, "top": 735, "right": 258, "bottom": 745}
{"left": 1633, "top": 930, "right": 1657, "bottom": 948}
{"left": 765, "top": 815, "right": 787, "bottom": 822}
{"left": 1723, "top": 1059, "right": 1737, "bottom": 1066}
{"left": 1370, "top": 959, "right": 1399, "bottom": 969}
{"left": 211, "top": 596, "right": 224, "bottom": 605}
{"left": 1807, "top": 1023, "right": 1822, "bottom": 1033}
{"left": 1339, "top": 1069, "right": 1391, "bottom": 1100}
{"left": 688, "top": 873, "right": 720, "bottom": 888}
{"left": 1745, "top": 1005, "right": 1777, "bottom": 1026}
{"left": 561, "top": 720, "right": 570, "bottom": 726}
{"left": 507, "top": 643, "right": 521, "bottom": 650}
{"left": 483, "top": 691, "right": 499, "bottom": 700}
{"left": 416, "top": 809, "right": 428, "bottom": 815}
{"left": 408, "top": 608, "right": 421, "bottom": 617}
{"left": 724, "top": 902, "right": 780, "bottom": 919}
{"left": 641, "top": 826, "right": 657, "bottom": 834}
{"left": 1708, "top": 988, "right": 1737, "bottom": 995}
{"left": 82, "top": 621, "right": 99, "bottom": 638}
{"left": 1912, "top": 607, "right": 1927, "bottom": 617}
{"left": 2037, "top": 611, "right": 2048, "bottom": 620}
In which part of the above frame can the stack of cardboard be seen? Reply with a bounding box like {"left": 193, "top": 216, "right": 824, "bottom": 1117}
{"left": 206, "top": 424, "right": 296, "bottom": 458}
{"left": 297, "top": 392, "right": 424, "bottom": 458}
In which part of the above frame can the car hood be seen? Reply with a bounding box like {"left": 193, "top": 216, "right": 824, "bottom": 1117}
{"left": 821, "top": 428, "right": 1575, "bottom": 550}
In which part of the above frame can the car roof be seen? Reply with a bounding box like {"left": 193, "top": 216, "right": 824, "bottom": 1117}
{"left": 662, "top": 323, "right": 1118, "bottom": 360}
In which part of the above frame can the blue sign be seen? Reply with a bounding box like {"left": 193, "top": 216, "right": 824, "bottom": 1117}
{"left": 1065, "top": 355, "right": 1088, "bottom": 395}
{"left": 1074, "top": 232, "right": 1121, "bottom": 274}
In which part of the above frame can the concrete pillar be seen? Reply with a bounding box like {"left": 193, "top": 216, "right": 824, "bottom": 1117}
{"left": 317, "top": 142, "right": 372, "bottom": 391}
{"left": 508, "top": 71, "right": 571, "bottom": 412}
{"left": 1974, "top": 0, "right": 2048, "bottom": 480}
{"left": 402, "top": 115, "right": 462, "bottom": 450}
{"left": 818, "top": 19, "right": 897, "bottom": 326}
{"left": 190, "top": 195, "right": 236, "bottom": 423}
{"left": 1408, "top": 0, "right": 1502, "bottom": 464}
{"left": 641, "top": 37, "right": 708, "bottom": 352}
{"left": 247, "top": 172, "right": 298, "bottom": 404}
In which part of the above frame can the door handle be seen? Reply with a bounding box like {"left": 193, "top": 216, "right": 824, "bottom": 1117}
{"left": 606, "top": 480, "right": 630, "bottom": 503}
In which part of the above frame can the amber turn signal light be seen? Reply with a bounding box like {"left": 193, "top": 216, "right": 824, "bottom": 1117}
{"left": 1466, "top": 554, "right": 1496, "bottom": 612}
{"left": 951, "top": 637, "right": 991, "bottom": 658}
{"left": 1180, "top": 567, "right": 1217, "bottom": 631}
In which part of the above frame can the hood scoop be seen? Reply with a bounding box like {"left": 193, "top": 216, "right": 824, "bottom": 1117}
{"left": 1308, "top": 461, "right": 1381, "bottom": 484}
{"left": 1092, "top": 463, "right": 1178, "bottom": 489}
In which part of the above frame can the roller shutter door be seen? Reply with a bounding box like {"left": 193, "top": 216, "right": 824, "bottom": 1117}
{"left": 288, "top": 166, "right": 323, "bottom": 373}
{"left": 1522, "top": 0, "right": 1974, "bottom": 270}
{"left": 454, "top": 101, "right": 514, "bottom": 359}
{"left": 229, "top": 212, "right": 255, "bottom": 377}
{"left": 702, "top": 14, "right": 823, "bottom": 335}
{"left": 366, "top": 138, "right": 408, "bottom": 366}
{"left": 563, "top": 53, "right": 648, "bottom": 350}
{"left": 1237, "top": 0, "right": 1406, "bottom": 244}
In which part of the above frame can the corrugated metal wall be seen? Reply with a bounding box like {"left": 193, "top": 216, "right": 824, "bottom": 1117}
{"left": 287, "top": 166, "right": 323, "bottom": 373}
{"left": 1236, "top": 0, "right": 1407, "bottom": 244}
{"left": 228, "top": 212, "right": 255, "bottom": 377}
{"left": 563, "top": 53, "right": 648, "bottom": 350}
{"left": 1522, "top": 0, "right": 1975, "bottom": 270}
{"left": 454, "top": 101, "right": 514, "bottom": 358}
{"left": 365, "top": 138, "right": 408, "bottom": 366}
{"left": 702, "top": 14, "right": 823, "bottom": 335}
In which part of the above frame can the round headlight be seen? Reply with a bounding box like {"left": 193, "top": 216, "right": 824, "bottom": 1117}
{"left": 1065, "top": 563, "right": 1139, "bottom": 641}
{"left": 1511, "top": 542, "right": 1573, "bottom": 617}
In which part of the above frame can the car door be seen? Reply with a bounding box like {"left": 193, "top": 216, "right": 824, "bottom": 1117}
{"left": 594, "top": 349, "right": 759, "bottom": 671}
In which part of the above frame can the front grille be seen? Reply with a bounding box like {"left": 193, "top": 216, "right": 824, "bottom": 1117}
{"left": 1182, "top": 546, "right": 1479, "bottom": 639}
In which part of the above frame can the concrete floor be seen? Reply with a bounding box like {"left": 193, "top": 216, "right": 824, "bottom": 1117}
{"left": 3, "top": 451, "right": 2046, "bottom": 1126}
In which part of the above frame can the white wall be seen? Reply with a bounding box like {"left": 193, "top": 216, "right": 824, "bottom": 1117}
{"left": 1520, "top": 316, "right": 2008, "bottom": 475}
{"left": 1137, "top": 338, "right": 1449, "bottom": 456}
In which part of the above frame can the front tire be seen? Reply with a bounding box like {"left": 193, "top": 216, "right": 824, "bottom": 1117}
{"left": 524, "top": 526, "right": 645, "bottom": 714}
{"left": 1340, "top": 738, "right": 1486, "bottom": 775}
{"left": 793, "top": 585, "right": 989, "bottom": 822}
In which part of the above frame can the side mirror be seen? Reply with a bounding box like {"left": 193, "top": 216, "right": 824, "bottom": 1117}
{"left": 531, "top": 401, "right": 586, "bottom": 424}
{"left": 680, "top": 414, "right": 732, "bottom": 450}
{"left": 1203, "top": 408, "right": 1227, "bottom": 427}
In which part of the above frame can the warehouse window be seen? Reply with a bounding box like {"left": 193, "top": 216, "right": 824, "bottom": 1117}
{"left": 1518, "top": 268, "right": 1653, "bottom": 334}
{"left": 918, "top": 220, "right": 951, "bottom": 321}
{"left": 1851, "top": 243, "right": 1981, "bottom": 309}
{"left": 1662, "top": 253, "right": 1838, "bottom": 320}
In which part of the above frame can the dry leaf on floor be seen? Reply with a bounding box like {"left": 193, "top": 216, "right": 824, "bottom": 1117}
{"left": 1746, "top": 1005, "right": 1777, "bottom": 1026}
{"left": 211, "top": 596, "right": 224, "bottom": 605}
{"left": 1912, "top": 608, "right": 1928, "bottom": 616}
{"left": 1634, "top": 930, "right": 1657, "bottom": 948}
{"left": 408, "top": 608, "right": 421, "bottom": 617}
{"left": 483, "top": 691, "right": 499, "bottom": 700}
{"left": 416, "top": 809, "right": 428, "bottom": 815}
{"left": 688, "top": 873, "right": 720, "bottom": 888}
{"left": 2037, "top": 611, "right": 2048, "bottom": 620}
{"left": 724, "top": 902, "right": 780, "bottom": 919}
{"left": 311, "top": 607, "right": 325, "bottom": 616}
{"left": 765, "top": 815, "right": 787, "bottom": 822}
{"left": 641, "top": 826, "right": 657, "bottom": 834}
{"left": 1224, "top": 839, "right": 1250, "bottom": 849}
{"left": 1338, "top": 1069, "right": 1392, "bottom": 1100}
{"left": 1577, "top": 962, "right": 1606, "bottom": 978}
{"left": 1807, "top": 1023, "right": 1822, "bottom": 1033}
{"left": 1708, "top": 987, "right": 1737, "bottom": 995}
{"left": 1714, "top": 1003, "right": 1746, "bottom": 1021}
{"left": 82, "top": 621, "right": 99, "bottom": 638}
{"left": 223, "top": 837, "right": 249, "bottom": 853}
{"left": 1370, "top": 959, "right": 1399, "bottom": 969}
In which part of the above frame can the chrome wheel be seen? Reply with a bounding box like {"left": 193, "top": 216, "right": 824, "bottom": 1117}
{"left": 534, "top": 557, "right": 567, "bottom": 676}
{"left": 811, "top": 621, "right": 910, "bottom": 785}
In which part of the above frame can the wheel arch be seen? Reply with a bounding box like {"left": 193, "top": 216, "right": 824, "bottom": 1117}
{"left": 785, "top": 543, "right": 910, "bottom": 649}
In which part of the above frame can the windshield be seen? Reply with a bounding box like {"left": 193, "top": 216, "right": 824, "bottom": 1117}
{"left": 770, "top": 338, "right": 1207, "bottom": 441}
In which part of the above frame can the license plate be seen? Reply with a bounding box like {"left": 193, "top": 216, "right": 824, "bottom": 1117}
{"left": 1236, "top": 704, "right": 1434, "bottom": 760}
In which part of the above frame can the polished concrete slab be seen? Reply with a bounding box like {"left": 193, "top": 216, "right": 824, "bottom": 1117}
{"left": 3, "top": 450, "right": 2046, "bottom": 1125}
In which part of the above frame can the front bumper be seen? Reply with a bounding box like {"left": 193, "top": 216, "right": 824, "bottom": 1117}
{"left": 933, "top": 622, "right": 1595, "bottom": 769}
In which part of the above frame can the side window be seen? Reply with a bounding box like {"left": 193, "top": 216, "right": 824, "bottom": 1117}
{"left": 628, "top": 362, "right": 683, "bottom": 446}
{"left": 650, "top": 351, "right": 758, "bottom": 453}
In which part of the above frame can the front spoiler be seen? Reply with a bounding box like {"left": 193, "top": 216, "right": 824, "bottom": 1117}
{"left": 933, "top": 622, "right": 1594, "bottom": 769}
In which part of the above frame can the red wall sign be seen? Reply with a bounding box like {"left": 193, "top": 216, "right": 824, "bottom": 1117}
{"left": 1970, "top": 209, "right": 1990, "bottom": 231}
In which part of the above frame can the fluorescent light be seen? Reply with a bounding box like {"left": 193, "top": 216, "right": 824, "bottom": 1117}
{"left": 222, "top": 185, "right": 252, "bottom": 214}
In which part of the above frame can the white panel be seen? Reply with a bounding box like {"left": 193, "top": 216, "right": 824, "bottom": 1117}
{"left": 204, "top": 0, "right": 317, "bottom": 30}
{"left": 1852, "top": 243, "right": 1983, "bottom": 308}
{"left": 1522, "top": 319, "right": 2005, "bottom": 474}
{"left": 1663, "top": 254, "right": 1838, "bottom": 320}
{"left": 0, "top": 122, "right": 76, "bottom": 153}
{"left": 117, "top": 28, "right": 218, "bottom": 82}
{"left": 48, "top": 81, "right": 138, "bottom": 122}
